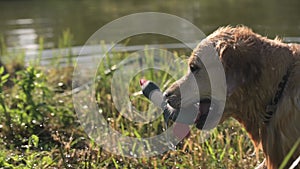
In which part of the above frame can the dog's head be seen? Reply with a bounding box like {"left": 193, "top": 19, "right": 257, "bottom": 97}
{"left": 164, "top": 26, "right": 263, "bottom": 129}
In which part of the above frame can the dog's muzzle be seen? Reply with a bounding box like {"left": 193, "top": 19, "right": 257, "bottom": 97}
{"left": 164, "top": 96, "right": 212, "bottom": 130}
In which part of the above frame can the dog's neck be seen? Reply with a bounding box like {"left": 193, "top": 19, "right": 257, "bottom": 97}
{"left": 226, "top": 42, "right": 295, "bottom": 146}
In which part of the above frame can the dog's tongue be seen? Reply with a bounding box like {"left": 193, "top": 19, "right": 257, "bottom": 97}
{"left": 173, "top": 122, "right": 190, "bottom": 140}
{"left": 172, "top": 102, "right": 211, "bottom": 139}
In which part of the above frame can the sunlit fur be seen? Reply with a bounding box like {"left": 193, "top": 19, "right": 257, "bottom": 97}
{"left": 165, "top": 26, "right": 300, "bottom": 169}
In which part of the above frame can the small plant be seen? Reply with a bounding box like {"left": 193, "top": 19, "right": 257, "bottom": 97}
{"left": 58, "top": 29, "right": 74, "bottom": 67}
{"left": 12, "top": 66, "right": 51, "bottom": 125}
{"left": 0, "top": 67, "right": 11, "bottom": 134}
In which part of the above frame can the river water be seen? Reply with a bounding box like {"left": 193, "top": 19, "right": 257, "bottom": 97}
{"left": 0, "top": 0, "right": 300, "bottom": 57}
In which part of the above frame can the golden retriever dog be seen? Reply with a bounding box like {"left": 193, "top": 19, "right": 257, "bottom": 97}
{"left": 164, "top": 26, "right": 300, "bottom": 169}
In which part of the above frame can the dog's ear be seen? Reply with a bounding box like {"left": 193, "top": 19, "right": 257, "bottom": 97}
{"left": 219, "top": 42, "right": 262, "bottom": 95}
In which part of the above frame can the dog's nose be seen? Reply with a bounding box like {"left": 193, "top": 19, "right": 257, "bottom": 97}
{"left": 163, "top": 91, "right": 181, "bottom": 109}
{"left": 163, "top": 91, "right": 171, "bottom": 98}
{"left": 163, "top": 92, "right": 170, "bottom": 103}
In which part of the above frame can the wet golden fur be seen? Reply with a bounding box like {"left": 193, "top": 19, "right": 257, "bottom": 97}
{"left": 165, "top": 26, "right": 300, "bottom": 168}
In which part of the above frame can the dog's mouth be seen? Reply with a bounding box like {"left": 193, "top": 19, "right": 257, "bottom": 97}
{"left": 195, "top": 98, "right": 211, "bottom": 129}
{"left": 164, "top": 98, "right": 214, "bottom": 140}
{"left": 167, "top": 98, "right": 212, "bottom": 130}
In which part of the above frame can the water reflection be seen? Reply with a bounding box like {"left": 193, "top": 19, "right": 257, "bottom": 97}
{"left": 6, "top": 19, "right": 34, "bottom": 25}
{"left": 8, "top": 28, "right": 38, "bottom": 47}
{"left": 3, "top": 18, "right": 54, "bottom": 56}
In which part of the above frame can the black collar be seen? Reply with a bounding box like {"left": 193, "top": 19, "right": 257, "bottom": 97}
{"left": 263, "top": 67, "right": 292, "bottom": 124}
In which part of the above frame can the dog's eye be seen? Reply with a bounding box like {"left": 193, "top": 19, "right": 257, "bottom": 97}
{"left": 190, "top": 64, "right": 200, "bottom": 73}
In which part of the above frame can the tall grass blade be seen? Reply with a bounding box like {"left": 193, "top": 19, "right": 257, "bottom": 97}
{"left": 279, "top": 138, "right": 300, "bottom": 169}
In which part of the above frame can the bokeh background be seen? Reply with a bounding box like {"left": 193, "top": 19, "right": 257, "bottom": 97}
{"left": 1, "top": 0, "right": 300, "bottom": 51}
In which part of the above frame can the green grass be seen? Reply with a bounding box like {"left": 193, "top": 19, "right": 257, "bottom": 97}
{"left": 0, "top": 32, "right": 268, "bottom": 168}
